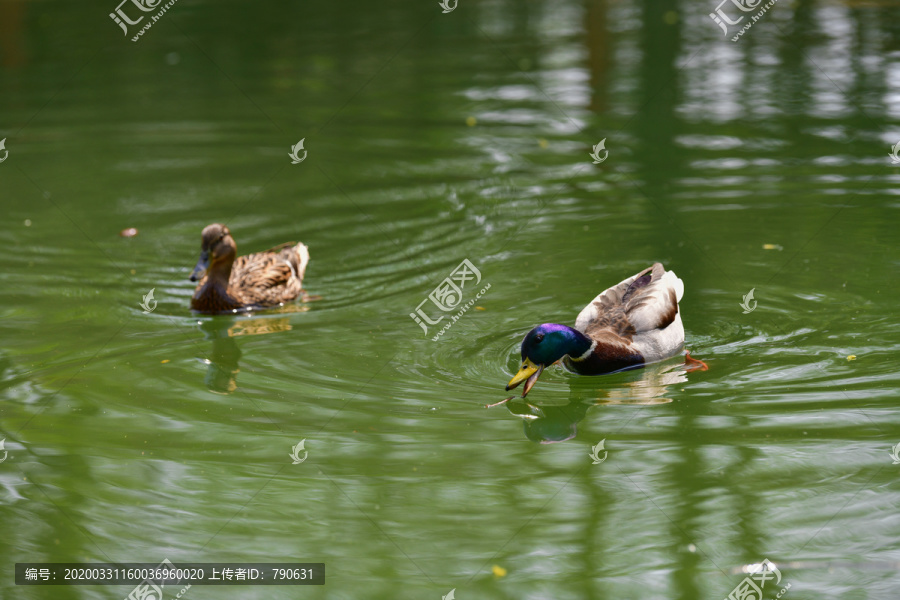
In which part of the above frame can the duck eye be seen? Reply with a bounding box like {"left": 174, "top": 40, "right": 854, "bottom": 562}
{"left": 534, "top": 333, "right": 544, "bottom": 343}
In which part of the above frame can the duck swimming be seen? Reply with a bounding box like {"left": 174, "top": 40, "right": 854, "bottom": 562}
{"left": 189, "top": 223, "right": 309, "bottom": 314}
{"left": 506, "top": 263, "right": 704, "bottom": 397}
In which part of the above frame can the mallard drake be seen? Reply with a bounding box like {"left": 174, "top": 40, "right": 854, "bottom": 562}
{"left": 506, "top": 263, "right": 702, "bottom": 397}
{"left": 189, "top": 223, "right": 309, "bottom": 314}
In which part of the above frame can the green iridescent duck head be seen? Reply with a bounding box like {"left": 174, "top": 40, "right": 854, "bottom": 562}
{"left": 506, "top": 324, "right": 593, "bottom": 397}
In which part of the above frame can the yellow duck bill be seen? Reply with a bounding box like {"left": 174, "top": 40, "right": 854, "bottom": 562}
{"left": 506, "top": 358, "right": 544, "bottom": 397}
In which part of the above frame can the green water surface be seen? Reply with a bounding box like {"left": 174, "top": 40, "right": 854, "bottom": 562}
{"left": 2, "top": 0, "right": 900, "bottom": 598}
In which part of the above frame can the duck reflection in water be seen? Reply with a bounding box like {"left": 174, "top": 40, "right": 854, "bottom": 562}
{"left": 198, "top": 307, "right": 305, "bottom": 394}
{"left": 490, "top": 358, "right": 701, "bottom": 443}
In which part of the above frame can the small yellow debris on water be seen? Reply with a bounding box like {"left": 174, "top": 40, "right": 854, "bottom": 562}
{"left": 663, "top": 10, "right": 678, "bottom": 24}
{"left": 539, "top": 139, "right": 548, "bottom": 149}
{"left": 130, "top": 269, "right": 136, "bottom": 275}
{"left": 466, "top": 116, "right": 477, "bottom": 127}
{"left": 847, "top": 355, "right": 856, "bottom": 361}
{"left": 475, "top": 306, "right": 485, "bottom": 311}
{"left": 492, "top": 565, "right": 507, "bottom": 577}
{"left": 161, "top": 359, "right": 170, "bottom": 364}
{"left": 763, "top": 243, "right": 782, "bottom": 250}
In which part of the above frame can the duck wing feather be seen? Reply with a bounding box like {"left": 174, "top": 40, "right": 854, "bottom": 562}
{"left": 574, "top": 263, "right": 683, "bottom": 340}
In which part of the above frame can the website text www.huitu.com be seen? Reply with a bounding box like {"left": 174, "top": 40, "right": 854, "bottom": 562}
{"left": 431, "top": 284, "right": 491, "bottom": 341}
{"left": 131, "top": 0, "right": 178, "bottom": 42}
{"left": 731, "top": 0, "right": 778, "bottom": 41}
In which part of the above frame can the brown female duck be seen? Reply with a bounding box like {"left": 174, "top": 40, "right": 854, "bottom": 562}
{"left": 189, "top": 223, "right": 310, "bottom": 314}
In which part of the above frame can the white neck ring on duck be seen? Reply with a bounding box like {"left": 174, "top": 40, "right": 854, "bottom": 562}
{"left": 570, "top": 341, "right": 597, "bottom": 362}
